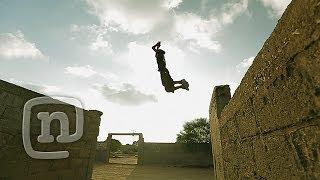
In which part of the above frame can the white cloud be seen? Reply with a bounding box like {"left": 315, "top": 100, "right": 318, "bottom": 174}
{"left": 83, "top": 0, "right": 249, "bottom": 53}
{"left": 64, "top": 65, "right": 98, "bottom": 78}
{"left": 174, "top": 13, "right": 222, "bottom": 53}
{"left": 221, "top": 0, "right": 249, "bottom": 25}
{"left": 5, "top": 78, "right": 60, "bottom": 95}
{"left": 236, "top": 56, "right": 255, "bottom": 73}
{"left": 21, "top": 83, "right": 61, "bottom": 95}
{"left": 0, "top": 31, "right": 47, "bottom": 60}
{"left": 64, "top": 64, "right": 119, "bottom": 83}
{"left": 89, "top": 35, "right": 113, "bottom": 54}
{"left": 70, "top": 24, "right": 81, "bottom": 33}
{"left": 173, "top": 0, "right": 248, "bottom": 52}
{"left": 85, "top": 0, "right": 170, "bottom": 35}
{"left": 99, "top": 72, "right": 119, "bottom": 81}
{"left": 41, "top": 85, "right": 62, "bottom": 94}
{"left": 70, "top": 24, "right": 113, "bottom": 54}
{"left": 163, "top": 0, "right": 183, "bottom": 9}
{"left": 94, "top": 83, "right": 157, "bottom": 106}
{"left": 259, "top": 0, "right": 292, "bottom": 17}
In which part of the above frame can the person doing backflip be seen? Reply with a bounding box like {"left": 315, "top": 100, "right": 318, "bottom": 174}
{"left": 152, "top": 41, "right": 189, "bottom": 93}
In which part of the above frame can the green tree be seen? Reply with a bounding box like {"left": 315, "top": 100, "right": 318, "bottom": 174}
{"left": 176, "top": 118, "right": 211, "bottom": 144}
{"left": 110, "top": 139, "right": 122, "bottom": 152}
{"left": 121, "top": 144, "right": 138, "bottom": 155}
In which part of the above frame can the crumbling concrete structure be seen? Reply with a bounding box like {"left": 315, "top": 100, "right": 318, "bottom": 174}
{"left": 96, "top": 134, "right": 213, "bottom": 167}
{"left": 0, "top": 80, "right": 102, "bottom": 179}
{"left": 141, "top": 143, "right": 213, "bottom": 167}
{"left": 209, "top": 0, "right": 320, "bottom": 179}
{"left": 97, "top": 133, "right": 144, "bottom": 164}
{"left": 95, "top": 141, "right": 108, "bottom": 162}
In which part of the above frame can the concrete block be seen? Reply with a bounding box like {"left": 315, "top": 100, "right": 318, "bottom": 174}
{"left": 236, "top": 139, "right": 256, "bottom": 179}
{"left": 234, "top": 99, "right": 259, "bottom": 139}
{"left": 0, "top": 91, "right": 25, "bottom": 108}
{"left": 51, "top": 159, "right": 70, "bottom": 170}
{"left": 264, "top": 131, "right": 303, "bottom": 179}
{"left": 70, "top": 159, "right": 88, "bottom": 168}
{"left": 2, "top": 107, "right": 23, "bottom": 124}
{"left": 0, "top": 104, "right": 5, "bottom": 117}
{"left": 0, "top": 160, "right": 29, "bottom": 178}
{"left": 290, "top": 125, "right": 320, "bottom": 179}
{"left": 252, "top": 137, "right": 271, "bottom": 179}
{"left": 28, "top": 160, "right": 52, "bottom": 174}
{"left": 79, "top": 148, "right": 91, "bottom": 158}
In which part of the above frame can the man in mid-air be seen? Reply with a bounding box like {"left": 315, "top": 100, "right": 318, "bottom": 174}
{"left": 152, "top": 41, "right": 189, "bottom": 93}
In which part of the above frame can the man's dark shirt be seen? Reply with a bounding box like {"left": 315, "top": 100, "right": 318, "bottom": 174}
{"left": 156, "top": 52, "right": 166, "bottom": 72}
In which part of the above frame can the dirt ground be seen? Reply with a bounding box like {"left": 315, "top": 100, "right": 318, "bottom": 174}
{"left": 108, "top": 156, "right": 138, "bottom": 165}
{"left": 92, "top": 157, "right": 215, "bottom": 180}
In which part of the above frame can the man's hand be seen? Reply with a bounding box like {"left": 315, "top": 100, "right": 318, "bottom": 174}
{"left": 152, "top": 41, "right": 161, "bottom": 52}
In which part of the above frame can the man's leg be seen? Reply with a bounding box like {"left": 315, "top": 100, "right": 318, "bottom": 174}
{"left": 173, "top": 80, "right": 183, "bottom": 84}
{"left": 173, "top": 79, "right": 189, "bottom": 91}
{"left": 173, "top": 85, "right": 185, "bottom": 91}
{"left": 160, "top": 70, "right": 189, "bottom": 92}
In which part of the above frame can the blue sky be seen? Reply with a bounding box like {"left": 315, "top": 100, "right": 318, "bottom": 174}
{"left": 0, "top": 0, "right": 291, "bottom": 144}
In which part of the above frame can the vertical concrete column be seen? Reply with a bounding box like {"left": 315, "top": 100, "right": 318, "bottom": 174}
{"left": 137, "top": 134, "right": 144, "bottom": 165}
{"left": 209, "top": 85, "right": 231, "bottom": 180}
{"left": 105, "top": 134, "right": 112, "bottom": 164}
{"left": 86, "top": 110, "right": 103, "bottom": 180}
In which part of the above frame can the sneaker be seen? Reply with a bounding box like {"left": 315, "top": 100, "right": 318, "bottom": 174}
{"left": 181, "top": 79, "right": 189, "bottom": 91}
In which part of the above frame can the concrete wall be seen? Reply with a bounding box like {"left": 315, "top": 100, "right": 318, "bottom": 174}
{"left": 95, "top": 141, "right": 107, "bottom": 162}
{"left": 209, "top": 0, "right": 320, "bottom": 179}
{"left": 0, "top": 80, "right": 102, "bottom": 179}
{"left": 141, "top": 143, "right": 213, "bottom": 167}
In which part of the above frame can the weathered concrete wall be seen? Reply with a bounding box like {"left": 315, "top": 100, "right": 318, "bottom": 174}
{"left": 209, "top": 85, "right": 231, "bottom": 180}
{"left": 141, "top": 143, "right": 213, "bottom": 167}
{"left": 209, "top": 0, "right": 320, "bottom": 179}
{"left": 95, "top": 141, "right": 108, "bottom": 162}
{"left": 0, "top": 80, "right": 102, "bottom": 179}
{"left": 95, "top": 133, "right": 144, "bottom": 164}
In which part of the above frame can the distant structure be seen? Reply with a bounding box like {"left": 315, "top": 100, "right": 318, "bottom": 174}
{"left": 95, "top": 133, "right": 213, "bottom": 167}
{"left": 209, "top": 0, "right": 320, "bottom": 179}
{"left": 96, "top": 133, "right": 144, "bottom": 164}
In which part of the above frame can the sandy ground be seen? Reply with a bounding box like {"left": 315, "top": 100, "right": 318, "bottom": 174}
{"left": 109, "top": 157, "right": 138, "bottom": 165}
{"left": 92, "top": 157, "right": 215, "bottom": 180}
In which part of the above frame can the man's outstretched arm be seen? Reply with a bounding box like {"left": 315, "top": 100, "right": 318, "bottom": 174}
{"left": 152, "top": 41, "right": 161, "bottom": 52}
{"left": 152, "top": 44, "right": 157, "bottom": 52}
